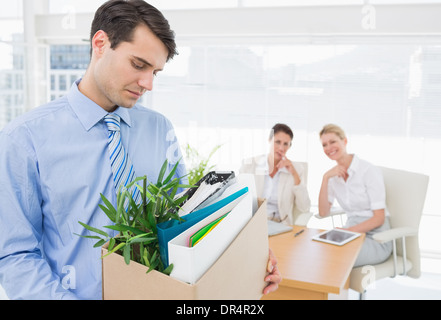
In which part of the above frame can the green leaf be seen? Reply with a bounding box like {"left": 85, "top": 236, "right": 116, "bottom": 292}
{"left": 157, "top": 159, "right": 168, "bottom": 184}
{"left": 163, "top": 263, "right": 174, "bottom": 275}
{"left": 161, "top": 209, "right": 184, "bottom": 224}
{"left": 177, "top": 183, "right": 196, "bottom": 189}
{"left": 147, "top": 210, "right": 157, "bottom": 233}
{"left": 173, "top": 195, "right": 188, "bottom": 207}
{"left": 142, "top": 247, "right": 149, "bottom": 266}
{"left": 99, "top": 193, "right": 117, "bottom": 221}
{"left": 98, "top": 204, "right": 115, "bottom": 223}
{"left": 162, "top": 178, "right": 178, "bottom": 192}
{"left": 102, "top": 242, "right": 125, "bottom": 258}
{"left": 147, "top": 251, "right": 160, "bottom": 273}
{"left": 108, "top": 238, "right": 116, "bottom": 251}
{"left": 93, "top": 239, "right": 107, "bottom": 248}
{"left": 148, "top": 183, "right": 160, "bottom": 196}
{"left": 74, "top": 233, "right": 102, "bottom": 240}
{"left": 137, "top": 216, "right": 152, "bottom": 231}
{"left": 135, "top": 184, "right": 156, "bottom": 203}
{"left": 128, "top": 236, "right": 156, "bottom": 244}
{"left": 117, "top": 189, "right": 129, "bottom": 224}
{"left": 159, "top": 189, "right": 175, "bottom": 206}
{"left": 127, "top": 232, "right": 152, "bottom": 241}
{"left": 127, "top": 203, "right": 141, "bottom": 227}
{"left": 125, "top": 175, "right": 146, "bottom": 190}
{"left": 115, "top": 188, "right": 124, "bottom": 224}
{"left": 78, "top": 221, "right": 109, "bottom": 238}
{"left": 123, "top": 243, "right": 131, "bottom": 265}
{"left": 143, "top": 251, "right": 155, "bottom": 271}
{"left": 169, "top": 183, "right": 179, "bottom": 200}
{"left": 163, "top": 159, "right": 180, "bottom": 185}
{"left": 150, "top": 250, "right": 157, "bottom": 262}
{"left": 104, "top": 224, "right": 145, "bottom": 236}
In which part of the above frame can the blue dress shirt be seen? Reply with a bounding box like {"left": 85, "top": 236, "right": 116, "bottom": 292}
{"left": 0, "top": 80, "right": 186, "bottom": 300}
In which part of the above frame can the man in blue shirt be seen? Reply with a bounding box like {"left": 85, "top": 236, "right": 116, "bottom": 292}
{"left": 0, "top": 0, "right": 280, "bottom": 300}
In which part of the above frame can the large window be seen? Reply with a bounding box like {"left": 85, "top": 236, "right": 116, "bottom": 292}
{"left": 1, "top": 1, "right": 440, "bottom": 259}
{"left": 0, "top": 2, "right": 24, "bottom": 129}
{"left": 148, "top": 40, "right": 441, "bottom": 256}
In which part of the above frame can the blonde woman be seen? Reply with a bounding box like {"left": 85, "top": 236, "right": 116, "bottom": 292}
{"left": 318, "top": 124, "right": 392, "bottom": 267}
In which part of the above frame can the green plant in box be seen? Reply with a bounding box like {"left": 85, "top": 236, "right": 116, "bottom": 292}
{"left": 184, "top": 143, "right": 222, "bottom": 186}
{"left": 77, "top": 159, "right": 192, "bottom": 275}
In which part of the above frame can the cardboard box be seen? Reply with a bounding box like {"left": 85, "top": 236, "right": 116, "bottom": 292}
{"left": 101, "top": 199, "right": 269, "bottom": 300}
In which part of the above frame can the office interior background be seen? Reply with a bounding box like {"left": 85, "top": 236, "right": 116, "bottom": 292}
{"left": 1, "top": 0, "right": 440, "bottom": 299}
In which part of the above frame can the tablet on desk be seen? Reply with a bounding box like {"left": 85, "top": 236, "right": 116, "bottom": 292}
{"left": 312, "top": 229, "right": 361, "bottom": 246}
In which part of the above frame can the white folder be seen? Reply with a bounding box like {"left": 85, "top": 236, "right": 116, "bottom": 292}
{"left": 168, "top": 187, "right": 252, "bottom": 284}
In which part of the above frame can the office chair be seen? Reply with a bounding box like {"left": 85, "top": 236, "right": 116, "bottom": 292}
{"left": 349, "top": 166, "right": 429, "bottom": 299}
{"left": 313, "top": 206, "right": 346, "bottom": 228}
{"left": 291, "top": 161, "right": 313, "bottom": 226}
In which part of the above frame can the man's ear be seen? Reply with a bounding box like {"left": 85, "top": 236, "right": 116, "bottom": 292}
{"left": 91, "top": 30, "right": 109, "bottom": 57}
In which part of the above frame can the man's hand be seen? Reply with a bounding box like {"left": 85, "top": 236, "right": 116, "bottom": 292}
{"left": 263, "top": 248, "right": 281, "bottom": 295}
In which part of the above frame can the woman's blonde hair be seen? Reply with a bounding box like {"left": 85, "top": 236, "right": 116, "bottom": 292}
{"left": 319, "top": 123, "right": 346, "bottom": 140}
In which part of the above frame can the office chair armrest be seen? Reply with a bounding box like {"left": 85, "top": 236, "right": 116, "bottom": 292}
{"left": 294, "top": 211, "right": 313, "bottom": 227}
{"left": 314, "top": 207, "right": 345, "bottom": 219}
{"left": 372, "top": 227, "right": 418, "bottom": 243}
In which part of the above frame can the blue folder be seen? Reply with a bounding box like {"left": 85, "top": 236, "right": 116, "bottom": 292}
{"left": 157, "top": 186, "right": 249, "bottom": 267}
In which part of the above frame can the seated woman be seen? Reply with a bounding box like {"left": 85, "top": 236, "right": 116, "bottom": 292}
{"left": 239, "top": 123, "right": 311, "bottom": 225}
{"left": 318, "top": 123, "right": 392, "bottom": 267}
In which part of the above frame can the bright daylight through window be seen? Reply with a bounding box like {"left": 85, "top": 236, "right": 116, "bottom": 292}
{"left": 0, "top": 1, "right": 440, "bottom": 294}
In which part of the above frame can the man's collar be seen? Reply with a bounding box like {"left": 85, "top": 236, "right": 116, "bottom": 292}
{"left": 67, "top": 79, "right": 132, "bottom": 131}
{"left": 113, "top": 106, "right": 132, "bottom": 128}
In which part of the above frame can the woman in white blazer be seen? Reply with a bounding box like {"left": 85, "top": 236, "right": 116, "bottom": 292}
{"left": 239, "top": 124, "right": 311, "bottom": 225}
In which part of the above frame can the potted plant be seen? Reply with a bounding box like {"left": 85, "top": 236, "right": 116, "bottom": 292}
{"left": 77, "top": 159, "right": 192, "bottom": 275}
{"left": 184, "top": 143, "right": 222, "bottom": 186}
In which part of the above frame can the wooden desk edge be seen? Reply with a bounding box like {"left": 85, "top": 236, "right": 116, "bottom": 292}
{"left": 265, "top": 226, "right": 366, "bottom": 299}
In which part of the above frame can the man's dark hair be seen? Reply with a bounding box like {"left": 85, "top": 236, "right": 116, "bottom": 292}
{"left": 269, "top": 123, "right": 294, "bottom": 141}
{"left": 90, "top": 0, "right": 177, "bottom": 61}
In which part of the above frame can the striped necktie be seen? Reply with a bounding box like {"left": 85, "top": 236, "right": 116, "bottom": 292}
{"left": 104, "top": 113, "right": 141, "bottom": 209}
